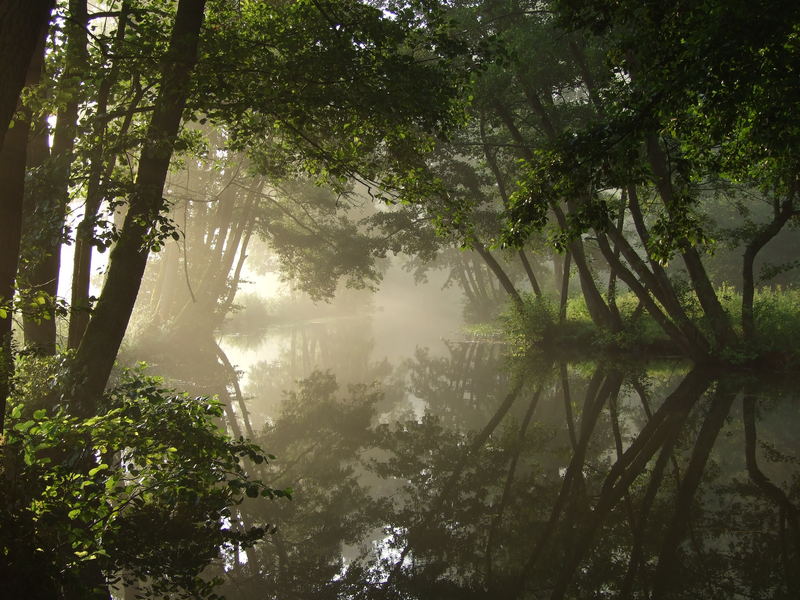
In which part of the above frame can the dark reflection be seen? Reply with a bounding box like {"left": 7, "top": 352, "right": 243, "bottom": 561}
{"left": 206, "top": 336, "right": 800, "bottom": 600}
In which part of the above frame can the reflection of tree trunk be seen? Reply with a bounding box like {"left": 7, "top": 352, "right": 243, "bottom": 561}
{"left": 561, "top": 363, "right": 577, "bottom": 450}
{"left": 651, "top": 382, "right": 737, "bottom": 599}
{"left": 485, "top": 384, "right": 543, "bottom": 592}
{"left": 514, "top": 369, "right": 621, "bottom": 595}
{"left": 620, "top": 429, "right": 680, "bottom": 599}
{"left": 544, "top": 369, "right": 714, "bottom": 600}
{"left": 609, "top": 389, "right": 638, "bottom": 546}
{"left": 388, "top": 374, "right": 526, "bottom": 585}
{"left": 742, "top": 394, "right": 800, "bottom": 569}
{"left": 215, "top": 341, "right": 255, "bottom": 439}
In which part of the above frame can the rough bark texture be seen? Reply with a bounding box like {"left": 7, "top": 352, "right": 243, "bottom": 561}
{"left": 69, "top": 0, "right": 207, "bottom": 416}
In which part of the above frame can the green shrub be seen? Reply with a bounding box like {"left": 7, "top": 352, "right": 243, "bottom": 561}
{"left": 1, "top": 365, "right": 289, "bottom": 599}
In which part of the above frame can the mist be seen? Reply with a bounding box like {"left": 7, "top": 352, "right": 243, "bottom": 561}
{"left": 2, "top": 1, "right": 799, "bottom": 599}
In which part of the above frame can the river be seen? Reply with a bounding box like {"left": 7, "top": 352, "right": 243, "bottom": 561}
{"left": 198, "top": 277, "right": 799, "bottom": 599}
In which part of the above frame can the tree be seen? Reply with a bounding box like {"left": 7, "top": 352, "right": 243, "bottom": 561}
{"left": 0, "top": 1, "right": 54, "bottom": 148}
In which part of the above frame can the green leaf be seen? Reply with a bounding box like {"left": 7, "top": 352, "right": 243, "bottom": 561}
{"left": 14, "top": 420, "right": 35, "bottom": 433}
{"left": 88, "top": 464, "right": 109, "bottom": 477}
{"left": 68, "top": 509, "right": 81, "bottom": 520}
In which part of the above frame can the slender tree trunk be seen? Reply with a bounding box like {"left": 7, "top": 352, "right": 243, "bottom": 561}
{"left": 473, "top": 241, "right": 524, "bottom": 310}
{"left": 485, "top": 385, "right": 542, "bottom": 592}
{"left": 69, "top": 3, "right": 133, "bottom": 348}
{"left": 518, "top": 249, "right": 542, "bottom": 297}
{"left": 464, "top": 255, "right": 491, "bottom": 311}
{"left": 22, "top": 0, "right": 88, "bottom": 354}
{"left": 645, "top": 135, "right": 736, "bottom": 349}
{"left": 559, "top": 251, "right": 571, "bottom": 323}
{"left": 515, "top": 369, "right": 622, "bottom": 595}
{"left": 455, "top": 261, "right": 479, "bottom": 307}
{"left": 606, "top": 194, "right": 627, "bottom": 322}
{"left": 68, "top": 0, "right": 207, "bottom": 416}
{"left": 492, "top": 99, "right": 616, "bottom": 327}
{"left": 741, "top": 198, "right": 795, "bottom": 342}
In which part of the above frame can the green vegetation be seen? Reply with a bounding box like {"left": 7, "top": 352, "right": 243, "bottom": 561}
{"left": 2, "top": 0, "right": 800, "bottom": 597}
{"left": 1, "top": 363, "right": 287, "bottom": 599}
{"left": 502, "top": 288, "right": 800, "bottom": 368}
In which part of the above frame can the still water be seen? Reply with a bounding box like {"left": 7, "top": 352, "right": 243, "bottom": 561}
{"left": 199, "top": 297, "right": 799, "bottom": 599}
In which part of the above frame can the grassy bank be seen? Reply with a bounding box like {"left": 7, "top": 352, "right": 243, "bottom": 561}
{"left": 494, "top": 287, "right": 800, "bottom": 368}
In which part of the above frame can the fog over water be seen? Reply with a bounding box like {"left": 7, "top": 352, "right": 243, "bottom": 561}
{"left": 163, "top": 260, "right": 800, "bottom": 600}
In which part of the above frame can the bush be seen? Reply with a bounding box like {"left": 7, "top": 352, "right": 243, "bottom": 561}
{"left": 1, "top": 365, "right": 289, "bottom": 599}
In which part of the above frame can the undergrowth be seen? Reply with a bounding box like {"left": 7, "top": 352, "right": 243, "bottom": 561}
{"left": 500, "top": 288, "right": 800, "bottom": 368}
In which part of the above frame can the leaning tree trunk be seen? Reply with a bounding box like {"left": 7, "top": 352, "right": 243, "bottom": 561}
{"left": 68, "top": 0, "right": 206, "bottom": 417}
{"left": 646, "top": 135, "right": 737, "bottom": 350}
{"left": 473, "top": 241, "right": 525, "bottom": 311}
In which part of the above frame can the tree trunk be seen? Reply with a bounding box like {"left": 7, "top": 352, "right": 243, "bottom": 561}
{"left": 596, "top": 233, "right": 704, "bottom": 359}
{"left": 68, "top": 2, "right": 134, "bottom": 349}
{"left": 22, "top": 0, "right": 87, "bottom": 354}
{"left": 741, "top": 198, "right": 795, "bottom": 342}
{"left": 518, "top": 249, "right": 542, "bottom": 297}
{"left": 473, "top": 241, "right": 524, "bottom": 311}
{"left": 645, "top": 135, "right": 736, "bottom": 349}
{"left": 0, "top": 1, "right": 53, "bottom": 148}
{"left": 0, "top": 23, "right": 47, "bottom": 431}
{"left": 68, "top": 0, "right": 206, "bottom": 416}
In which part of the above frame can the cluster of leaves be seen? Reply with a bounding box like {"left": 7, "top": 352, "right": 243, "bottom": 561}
{"left": 0, "top": 290, "right": 69, "bottom": 324}
{"left": 1, "top": 366, "right": 289, "bottom": 599}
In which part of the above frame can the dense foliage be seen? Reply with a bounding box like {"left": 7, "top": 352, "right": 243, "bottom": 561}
{"left": 1, "top": 365, "right": 288, "bottom": 599}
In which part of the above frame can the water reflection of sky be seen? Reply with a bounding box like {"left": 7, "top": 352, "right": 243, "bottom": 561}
{"left": 207, "top": 271, "right": 800, "bottom": 600}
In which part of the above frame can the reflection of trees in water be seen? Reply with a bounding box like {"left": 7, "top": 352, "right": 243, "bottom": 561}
{"left": 405, "top": 341, "right": 513, "bottom": 431}
{"left": 243, "top": 318, "right": 394, "bottom": 420}
{"left": 214, "top": 343, "right": 800, "bottom": 599}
